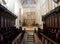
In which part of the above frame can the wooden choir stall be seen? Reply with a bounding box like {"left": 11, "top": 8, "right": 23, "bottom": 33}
{"left": 0, "top": 4, "right": 25, "bottom": 44}
{"left": 37, "top": 6, "right": 60, "bottom": 44}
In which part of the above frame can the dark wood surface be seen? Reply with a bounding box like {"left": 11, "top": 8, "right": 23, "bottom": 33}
{"left": 0, "top": 4, "right": 17, "bottom": 27}
{"left": 34, "top": 33, "right": 43, "bottom": 44}
{"left": 42, "top": 6, "right": 60, "bottom": 44}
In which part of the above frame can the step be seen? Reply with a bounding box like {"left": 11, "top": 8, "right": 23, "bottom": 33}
{"left": 28, "top": 38, "right": 34, "bottom": 40}
{"left": 27, "top": 40, "right": 34, "bottom": 42}
{"left": 28, "top": 35, "right": 34, "bottom": 36}
{"left": 27, "top": 35, "right": 34, "bottom": 37}
{"left": 28, "top": 42, "right": 35, "bottom": 44}
{"left": 27, "top": 37, "right": 34, "bottom": 38}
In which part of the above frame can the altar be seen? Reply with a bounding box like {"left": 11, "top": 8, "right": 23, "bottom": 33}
{"left": 22, "top": 26, "right": 38, "bottom": 32}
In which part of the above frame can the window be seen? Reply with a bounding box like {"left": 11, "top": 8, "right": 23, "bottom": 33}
{"left": 22, "top": 0, "right": 36, "bottom": 5}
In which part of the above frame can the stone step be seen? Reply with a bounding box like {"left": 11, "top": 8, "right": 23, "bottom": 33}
{"left": 27, "top": 40, "right": 34, "bottom": 42}
{"left": 27, "top": 34, "right": 35, "bottom": 44}
{"left": 28, "top": 38, "right": 34, "bottom": 40}
{"left": 28, "top": 35, "right": 34, "bottom": 36}
{"left": 27, "top": 37, "right": 34, "bottom": 38}
{"left": 27, "top": 36, "right": 34, "bottom": 38}
{"left": 28, "top": 42, "right": 35, "bottom": 44}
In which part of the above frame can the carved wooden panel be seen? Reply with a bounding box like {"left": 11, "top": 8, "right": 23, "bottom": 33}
{"left": 51, "top": 15, "right": 54, "bottom": 27}
{"left": 45, "top": 18, "right": 47, "bottom": 27}
{"left": 54, "top": 15, "right": 58, "bottom": 27}
{"left": 0, "top": 11, "right": 1, "bottom": 27}
{"left": 49, "top": 16, "right": 51, "bottom": 27}
{"left": 0, "top": 16, "right": 1, "bottom": 27}
{"left": 1, "top": 16, "right": 3, "bottom": 27}
{"left": 59, "top": 16, "right": 60, "bottom": 28}
{"left": 45, "top": 17, "right": 49, "bottom": 27}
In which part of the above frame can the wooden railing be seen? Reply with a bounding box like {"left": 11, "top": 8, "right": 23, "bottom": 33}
{"left": 12, "top": 32, "right": 24, "bottom": 44}
{"left": 38, "top": 33, "right": 58, "bottom": 44}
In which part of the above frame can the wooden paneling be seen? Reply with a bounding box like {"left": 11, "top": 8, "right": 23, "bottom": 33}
{"left": 54, "top": 15, "right": 58, "bottom": 28}
{"left": 42, "top": 6, "right": 60, "bottom": 43}
{"left": 58, "top": 14, "right": 60, "bottom": 28}
{"left": 0, "top": 4, "right": 17, "bottom": 28}
{"left": 51, "top": 15, "right": 54, "bottom": 27}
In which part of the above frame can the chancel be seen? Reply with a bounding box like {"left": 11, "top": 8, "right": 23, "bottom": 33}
{"left": 0, "top": 0, "right": 60, "bottom": 44}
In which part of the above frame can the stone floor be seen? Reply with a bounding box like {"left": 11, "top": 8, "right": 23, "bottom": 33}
{"left": 21, "top": 32, "right": 34, "bottom": 44}
{"left": 21, "top": 32, "right": 43, "bottom": 44}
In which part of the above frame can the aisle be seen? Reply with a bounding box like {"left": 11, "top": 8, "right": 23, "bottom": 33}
{"left": 21, "top": 32, "right": 35, "bottom": 44}
{"left": 21, "top": 32, "right": 43, "bottom": 44}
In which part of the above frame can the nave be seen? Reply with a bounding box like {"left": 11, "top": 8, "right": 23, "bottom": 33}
{"left": 21, "top": 31, "right": 43, "bottom": 44}
{"left": 0, "top": 0, "right": 60, "bottom": 44}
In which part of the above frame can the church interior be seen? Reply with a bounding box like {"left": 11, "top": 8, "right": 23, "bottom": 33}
{"left": 0, "top": 0, "right": 60, "bottom": 44}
